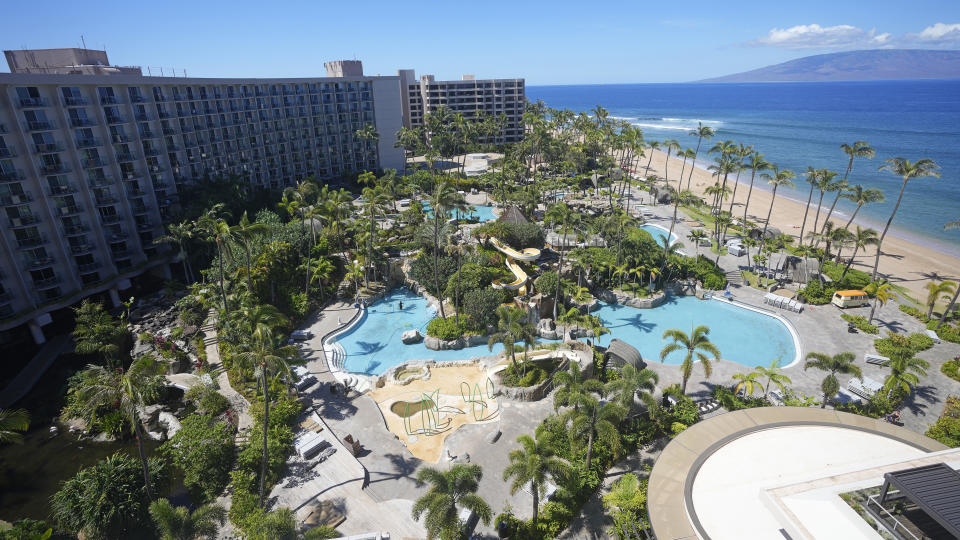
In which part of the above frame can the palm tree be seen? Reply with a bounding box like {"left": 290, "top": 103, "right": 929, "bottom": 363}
{"left": 938, "top": 219, "right": 960, "bottom": 330}
{"left": 206, "top": 219, "right": 234, "bottom": 315}
{"left": 687, "top": 230, "right": 708, "bottom": 258}
{"left": 72, "top": 357, "right": 166, "bottom": 500}
{"left": 553, "top": 361, "right": 603, "bottom": 412}
{"left": 229, "top": 211, "right": 268, "bottom": 294}
{"left": 804, "top": 352, "right": 861, "bottom": 408}
{"left": 502, "top": 433, "right": 571, "bottom": 528}
{"left": 566, "top": 397, "right": 626, "bottom": 471}
{"left": 306, "top": 257, "right": 335, "bottom": 302}
{"left": 604, "top": 363, "right": 659, "bottom": 413}
{"left": 811, "top": 170, "right": 842, "bottom": 238}
{"left": 798, "top": 168, "right": 820, "bottom": 248}
{"left": 662, "top": 139, "right": 681, "bottom": 190}
{"left": 149, "top": 499, "right": 226, "bottom": 540}
{"left": 411, "top": 464, "right": 492, "bottom": 540}
{"left": 840, "top": 227, "right": 880, "bottom": 279}
{"left": 355, "top": 124, "right": 380, "bottom": 167}
{"left": 924, "top": 280, "right": 957, "bottom": 318}
{"left": 488, "top": 306, "right": 536, "bottom": 376}
{"left": 760, "top": 167, "right": 796, "bottom": 247}
{"left": 659, "top": 325, "right": 721, "bottom": 395}
{"left": 754, "top": 360, "right": 792, "bottom": 395}
{"left": 0, "top": 408, "right": 29, "bottom": 444}
{"left": 741, "top": 151, "right": 771, "bottom": 227}
{"left": 865, "top": 280, "right": 897, "bottom": 324}
{"left": 726, "top": 143, "right": 753, "bottom": 215}
{"left": 686, "top": 123, "right": 715, "bottom": 191}
{"left": 840, "top": 185, "right": 885, "bottom": 231}
{"left": 643, "top": 141, "right": 660, "bottom": 179}
{"left": 72, "top": 300, "right": 126, "bottom": 368}
{"left": 732, "top": 371, "right": 762, "bottom": 396}
{"left": 885, "top": 346, "right": 930, "bottom": 397}
{"left": 825, "top": 141, "right": 875, "bottom": 229}
{"left": 427, "top": 178, "right": 469, "bottom": 318}
{"left": 556, "top": 307, "right": 583, "bottom": 342}
{"left": 155, "top": 221, "right": 196, "bottom": 282}
{"left": 236, "top": 331, "right": 297, "bottom": 507}
{"left": 546, "top": 202, "right": 577, "bottom": 320}
{"left": 871, "top": 158, "right": 941, "bottom": 280}
{"left": 666, "top": 189, "right": 699, "bottom": 255}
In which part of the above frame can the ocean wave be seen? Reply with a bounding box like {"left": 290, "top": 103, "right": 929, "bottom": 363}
{"left": 631, "top": 122, "right": 692, "bottom": 131}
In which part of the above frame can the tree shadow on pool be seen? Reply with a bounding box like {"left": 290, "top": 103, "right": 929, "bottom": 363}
{"left": 605, "top": 312, "right": 657, "bottom": 334}
{"left": 354, "top": 340, "right": 387, "bottom": 356}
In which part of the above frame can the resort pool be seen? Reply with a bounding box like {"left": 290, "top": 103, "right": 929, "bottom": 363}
{"left": 591, "top": 297, "right": 796, "bottom": 368}
{"left": 332, "top": 288, "right": 504, "bottom": 375}
{"left": 422, "top": 202, "right": 497, "bottom": 222}
{"left": 640, "top": 224, "right": 678, "bottom": 245}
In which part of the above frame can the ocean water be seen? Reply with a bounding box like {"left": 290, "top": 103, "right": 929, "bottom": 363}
{"left": 528, "top": 81, "right": 960, "bottom": 256}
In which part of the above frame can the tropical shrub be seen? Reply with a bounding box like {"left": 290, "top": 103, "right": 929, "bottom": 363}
{"left": 841, "top": 314, "right": 879, "bottom": 334}
{"left": 462, "top": 287, "right": 509, "bottom": 330}
{"left": 0, "top": 519, "right": 52, "bottom": 540}
{"left": 927, "top": 320, "right": 960, "bottom": 343}
{"left": 51, "top": 453, "right": 168, "bottom": 540}
{"left": 409, "top": 253, "right": 458, "bottom": 296}
{"left": 534, "top": 271, "right": 559, "bottom": 297}
{"left": 425, "top": 316, "right": 474, "bottom": 340}
{"left": 185, "top": 384, "right": 231, "bottom": 416}
{"left": 822, "top": 261, "right": 871, "bottom": 291}
{"left": 899, "top": 304, "right": 929, "bottom": 322}
{"left": 475, "top": 221, "right": 545, "bottom": 249}
{"left": 161, "top": 414, "right": 235, "bottom": 503}
{"left": 712, "top": 385, "right": 768, "bottom": 410}
{"left": 925, "top": 396, "right": 960, "bottom": 448}
{"left": 443, "top": 263, "right": 497, "bottom": 306}
{"left": 942, "top": 358, "right": 960, "bottom": 383}
{"left": 798, "top": 280, "right": 838, "bottom": 305}
{"left": 874, "top": 332, "right": 933, "bottom": 356}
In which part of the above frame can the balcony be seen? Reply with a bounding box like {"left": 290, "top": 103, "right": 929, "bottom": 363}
{"left": 143, "top": 147, "right": 160, "bottom": 157}
{"left": 100, "top": 95, "right": 120, "bottom": 105}
{"left": 132, "top": 205, "right": 151, "bottom": 215}
{"left": 0, "top": 146, "right": 15, "bottom": 158}
{"left": 32, "top": 276, "right": 60, "bottom": 289}
{"left": 26, "top": 258, "right": 55, "bottom": 270}
{"left": 19, "top": 97, "right": 47, "bottom": 107}
{"left": 9, "top": 215, "right": 39, "bottom": 227}
{"left": 115, "top": 152, "right": 136, "bottom": 162}
{"left": 154, "top": 93, "right": 169, "bottom": 102}
{"left": 81, "top": 157, "right": 105, "bottom": 169}
{"left": 1, "top": 192, "right": 32, "bottom": 206}
{"left": 77, "top": 261, "right": 100, "bottom": 273}
{"left": 107, "top": 231, "right": 128, "bottom": 241}
{"left": 127, "top": 188, "right": 146, "bottom": 197}
{"left": 38, "top": 163, "right": 70, "bottom": 174}
{"left": 165, "top": 143, "right": 179, "bottom": 152}
{"left": 63, "top": 96, "right": 88, "bottom": 106}
{"left": 111, "top": 249, "right": 132, "bottom": 259}
{"left": 76, "top": 137, "right": 101, "bottom": 148}
{"left": 122, "top": 170, "right": 142, "bottom": 180}
{"left": 70, "top": 117, "right": 94, "bottom": 128}
{"left": 47, "top": 184, "right": 76, "bottom": 196}
{"left": 158, "top": 111, "right": 172, "bottom": 120}
{"left": 162, "top": 127, "right": 177, "bottom": 135}
{"left": 105, "top": 115, "right": 126, "bottom": 125}
{"left": 34, "top": 142, "right": 63, "bottom": 153}
{"left": 87, "top": 176, "right": 114, "bottom": 188}
{"left": 17, "top": 235, "right": 47, "bottom": 248}
{"left": 56, "top": 205, "right": 83, "bottom": 217}
{"left": 137, "top": 222, "right": 153, "bottom": 231}
{"left": 71, "top": 243, "right": 95, "bottom": 255}
{"left": 135, "top": 112, "right": 151, "bottom": 121}
{"left": 140, "top": 130, "right": 157, "bottom": 138}
{"left": 100, "top": 213, "right": 123, "bottom": 224}
{"left": 26, "top": 120, "right": 55, "bottom": 131}
{"left": 130, "top": 95, "right": 146, "bottom": 103}
{"left": 112, "top": 134, "right": 132, "bottom": 144}
{"left": 63, "top": 224, "right": 89, "bottom": 236}
{"left": 95, "top": 195, "right": 117, "bottom": 205}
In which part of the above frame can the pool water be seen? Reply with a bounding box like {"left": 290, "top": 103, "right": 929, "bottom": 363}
{"left": 422, "top": 201, "right": 497, "bottom": 222}
{"left": 639, "top": 224, "right": 678, "bottom": 246}
{"left": 333, "top": 288, "right": 504, "bottom": 375}
{"left": 334, "top": 288, "right": 796, "bottom": 376}
{"left": 591, "top": 297, "right": 796, "bottom": 367}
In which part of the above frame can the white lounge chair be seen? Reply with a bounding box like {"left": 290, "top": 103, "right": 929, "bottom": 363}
{"left": 924, "top": 329, "right": 941, "bottom": 344}
{"left": 865, "top": 353, "right": 890, "bottom": 366}
{"left": 847, "top": 376, "right": 884, "bottom": 400}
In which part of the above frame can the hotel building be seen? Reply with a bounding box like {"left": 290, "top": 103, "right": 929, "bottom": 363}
{"left": 0, "top": 50, "right": 404, "bottom": 343}
{"left": 397, "top": 69, "right": 525, "bottom": 144}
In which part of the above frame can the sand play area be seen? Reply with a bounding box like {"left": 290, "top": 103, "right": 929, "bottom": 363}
{"left": 368, "top": 362, "right": 501, "bottom": 462}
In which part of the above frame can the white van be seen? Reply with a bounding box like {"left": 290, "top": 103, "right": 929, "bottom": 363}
{"left": 728, "top": 244, "right": 746, "bottom": 256}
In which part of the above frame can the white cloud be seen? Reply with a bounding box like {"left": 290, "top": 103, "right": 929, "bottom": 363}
{"left": 750, "top": 24, "right": 892, "bottom": 50}
{"left": 908, "top": 23, "right": 960, "bottom": 44}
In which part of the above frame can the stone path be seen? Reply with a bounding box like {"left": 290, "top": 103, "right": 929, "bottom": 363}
{"left": 202, "top": 310, "right": 252, "bottom": 431}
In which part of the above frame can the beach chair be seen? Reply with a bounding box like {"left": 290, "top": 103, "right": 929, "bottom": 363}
{"left": 846, "top": 378, "right": 873, "bottom": 400}
{"left": 865, "top": 353, "right": 890, "bottom": 366}
{"left": 924, "top": 329, "right": 941, "bottom": 344}
{"left": 790, "top": 300, "right": 801, "bottom": 312}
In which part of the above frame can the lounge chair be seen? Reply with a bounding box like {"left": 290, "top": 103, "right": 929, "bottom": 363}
{"left": 924, "top": 329, "right": 941, "bottom": 344}
{"left": 865, "top": 353, "right": 890, "bottom": 366}
{"left": 847, "top": 376, "right": 884, "bottom": 400}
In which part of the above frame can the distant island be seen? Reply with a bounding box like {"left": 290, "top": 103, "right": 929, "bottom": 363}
{"left": 700, "top": 49, "right": 960, "bottom": 83}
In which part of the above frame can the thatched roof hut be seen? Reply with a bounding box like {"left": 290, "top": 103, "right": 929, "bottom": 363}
{"left": 605, "top": 338, "right": 645, "bottom": 370}
{"left": 497, "top": 206, "right": 529, "bottom": 225}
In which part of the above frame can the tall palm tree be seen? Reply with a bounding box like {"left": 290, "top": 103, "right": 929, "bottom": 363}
{"left": 667, "top": 189, "right": 699, "bottom": 255}
{"left": 155, "top": 221, "right": 196, "bottom": 282}
{"left": 687, "top": 229, "right": 708, "bottom": 258}
{"left": 566, "top": 396, "right": 626, "bottom": 471}
{"left": 741, "top": 151, "right": 771, "bottom": 228}
{"left": 229, "top": 211, "right": 268, "bottom": 294}
{"left": 502, "top": 433, "right": 571, "bottom": 528}
{"left": 760, "top": 168, "right": 796, "bottom": 247}
{"left": 840, "top": 185, "right": 885, "bottom": 231}
{"left": 488, "top": 306, "right": 536, "bottom": 376}
{"left": 726, "top": 143, "right": 752, "bottom": 215}
{"left": 871, "top": 158, "right": 941, "bottom": 280}
{"left": 660, "top": 325, "right": 721, "bottom": 395}
{"left": 798, "top": 168, "right": 821, "bottom": 248}
{"left": 72, "top": 300, "right": 126, "bottom": 368}
{"left": 803, "top": 352, "right": 861, "bottom": 408}
{"left": 206, "top": 219, "right": 234, "bottom": 315}
{"left": 546, "top": 202, "right": 577, "bottom": 320}
{"left": 411, "top": 464, "right": 492, "bottom": 540}
{"left": 811, "top": 170, "right": 842, "bottom": 238}
{"left": 553, "top": 361, "right": 603, "bottom": 412}
{"left": 924, "top": 280, "right": 957, "bottom": 318}
{"left": 732, "top": 371, "right": 762, "bottom": 396}
{"left": 643, "top": 140, "right": 660, "bottom": 178}
{"left": 236, "top": 331, "right": 297, "bottom": 506}
{"left": 604, "top": 363, "right": 659, "bottom": 413}
{"left": 686, "top": 123, "right": 715, "bottom": 191}
{"left": 72, "top": 356, "right": 166, "bottom": 500}
{"left": 865, "top": 280, "right": 897, "bottom": 324}
{"left": 149, "top": 499, "right": 226, "bottom": 540}
{"left": 754, "top": 360, "right": 792, "bottom": 395}
{"left": 0, "top": 408, "right": 29, "bottom": 444}
{"left": 427, "top": 178, "right": 468, "bottom": 318}
{"left": 885, "top": 347, "right": 929, "bottom": 397}
{"left": 662, "top": 139, "right": 681, "bottom": 190}
{"left": 938, "top": 220, "right": 960, "bottom": 330}
{"left": 556, "top": 307, "right": 583, "bottom": 342}
{"left": 840, "top": 226, "right": 880, "bottom": 280}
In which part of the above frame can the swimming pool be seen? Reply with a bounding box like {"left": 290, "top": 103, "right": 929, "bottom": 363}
{"left": 332, "top": 288, "right": 504, "bottom": 375}
{"left": 422, "top": 202, "right": 497, "bottom": 222}
{"left": 639, "top": 224, "right": 678, "bottom": 246}
{"left": 590, "top": 296, "right": 797, "bottom": 368}
{"left": 333, "top": 287, "right": 797, "bottom": 375}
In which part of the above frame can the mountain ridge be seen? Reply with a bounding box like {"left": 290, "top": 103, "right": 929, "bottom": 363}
{"left": 700, "top": 49, "right": 960, "bottom": 83}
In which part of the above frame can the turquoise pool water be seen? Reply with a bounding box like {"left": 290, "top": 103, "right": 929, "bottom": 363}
{"left": 422, "top": 202, "right": 497, "bottom": 222}
{"left": 334, "top": 288, "right": 796, "bottom": 375}
{"left": 589, "top": 297, "right": 796, "bottom": 368}
{"left": 333, "top": 288, "right": 505, "bottom": 375}
{"left": 639, "top": 224, "right": 678, "bottom": 245}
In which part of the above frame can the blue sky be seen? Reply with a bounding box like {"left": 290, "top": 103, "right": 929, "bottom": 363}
{"left": 2, "top": 0, "right": 959, "bottom": 84}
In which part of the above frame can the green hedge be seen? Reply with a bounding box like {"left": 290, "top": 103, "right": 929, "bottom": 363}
{"left": 841, "top": 314, "right": 879, "bottom": 334}
{"left": 425, "top": 316, "right": 475, "bottom": 340}
{"left": 874, "top": 332, "right": 934, "bottom": 357}
{"left": 798, "top": 280, "right": 838, "bottom": 305}
{"left": 943, "top": 358, "right": 960, "bottom": 383}
{"left": 160, "top": 414, "right": 234, "bottom": 503}
{"left": 927, "top": 320, "right": 960, "bottom": 344}
{"left": 926, "top": 396, "right": 960, "bottom": 448}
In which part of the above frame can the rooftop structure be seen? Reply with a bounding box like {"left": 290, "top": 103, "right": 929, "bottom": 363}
{"left": 4, "top": 48, "right": 142, "bottom": 76}
{"left": 397, "top": 69, "right": 525, "bottom": 144}
{"left": 324, "top": 60, "right": 364, "bottom": 78}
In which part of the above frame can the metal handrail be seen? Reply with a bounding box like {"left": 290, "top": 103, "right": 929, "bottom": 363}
{"left": 866, "top": 494, "right": 922, "bottom": 540}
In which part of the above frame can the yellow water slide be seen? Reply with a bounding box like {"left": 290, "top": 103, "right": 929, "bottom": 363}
{"left": 489, "top": 237, "right": 540, "bottom": 293}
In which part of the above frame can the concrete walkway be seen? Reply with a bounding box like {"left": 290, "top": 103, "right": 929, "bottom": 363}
{"left": 202, "top": 310, "right": 252, "bottom": 431}
{"left": 0, "top": 335, "right": 71, "bottom": 408}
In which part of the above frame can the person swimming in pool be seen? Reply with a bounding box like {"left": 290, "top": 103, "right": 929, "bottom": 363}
{"left": 399, "top": 301, "right": 403, "bottom": 311}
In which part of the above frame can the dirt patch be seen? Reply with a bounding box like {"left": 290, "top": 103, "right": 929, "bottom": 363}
{"left": 390, "top": 399, "right": 437, "bottom": 418}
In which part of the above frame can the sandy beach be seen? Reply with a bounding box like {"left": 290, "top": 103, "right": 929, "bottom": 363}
{"left": 635, "top": 149, "right": 960, "bottom": 301}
